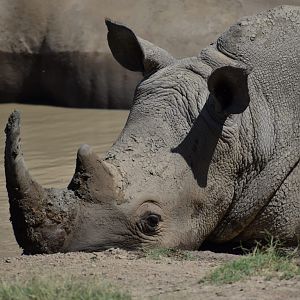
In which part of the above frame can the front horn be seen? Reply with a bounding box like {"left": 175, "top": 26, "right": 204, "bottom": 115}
{"left": 5, "top": 111, "right": 79, "bottom": 254}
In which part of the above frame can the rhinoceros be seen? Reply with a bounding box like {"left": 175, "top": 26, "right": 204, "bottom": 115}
{"left": 0, "top": 0, "right": 297, "bottom": 109}
{"left": 4, "top": 5, "right": 300, "bottom": 254}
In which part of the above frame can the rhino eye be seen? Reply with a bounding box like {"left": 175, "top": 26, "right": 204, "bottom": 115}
{"left": 146, "top": 214, "right": 160, "bottom": 228}
{"left": 140, "top": 213, "right": 161, "bottom": 234}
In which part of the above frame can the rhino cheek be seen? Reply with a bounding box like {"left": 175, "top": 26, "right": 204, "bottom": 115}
{"left": 63, "top": 202, "right": 134, "bottom": 252}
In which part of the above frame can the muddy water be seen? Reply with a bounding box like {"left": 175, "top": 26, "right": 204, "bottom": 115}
{"left": 0, "top": 104, "right": 128, "bottom": 257}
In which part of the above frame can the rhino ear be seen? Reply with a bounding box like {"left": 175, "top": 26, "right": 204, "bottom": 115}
{"left": 105, "top": 19, "right": 174, "bottom": 75}
{"left": 208, "top": 66, "right": 251, "bottom": 116}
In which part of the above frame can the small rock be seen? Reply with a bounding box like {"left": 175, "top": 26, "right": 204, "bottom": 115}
{"left": 5, "top": 258, "right": 11, "bottom": 263}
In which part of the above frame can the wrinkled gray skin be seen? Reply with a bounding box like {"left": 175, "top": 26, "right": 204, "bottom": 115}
{"left": 1, "top": 0, "right": 299, "bottom": 108}
{"left": 5, "top": 6, "right": 300, "bottom": 254}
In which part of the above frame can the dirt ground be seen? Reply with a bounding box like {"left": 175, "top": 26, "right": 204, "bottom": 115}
{"left": 1, "top": 249, "right": 299, "bottom": 299}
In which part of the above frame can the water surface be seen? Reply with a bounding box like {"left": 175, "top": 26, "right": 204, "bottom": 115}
{"left": 0, "top": 104, "right": 128, "bottom": 257}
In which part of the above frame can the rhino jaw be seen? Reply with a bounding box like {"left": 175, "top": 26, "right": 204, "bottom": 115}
{"left": 4, "top": 111, "right": 80, "bottom": 254}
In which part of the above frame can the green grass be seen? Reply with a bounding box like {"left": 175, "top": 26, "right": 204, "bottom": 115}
{"left": 144, "top": 248, "right": 195, "bottom": 261}
{"left": 200, "top": 239, "right": 300, "bottom": 285}
{"left": 0, "top": 277, "right": 131, "bottom": 300}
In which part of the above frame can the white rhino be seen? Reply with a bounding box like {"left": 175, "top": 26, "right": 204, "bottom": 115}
{"left": 4, "top": 6, "right": 300, "bottom": 253}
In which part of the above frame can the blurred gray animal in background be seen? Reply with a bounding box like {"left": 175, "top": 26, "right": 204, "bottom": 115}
{"left": 0, "top": 0, "right": 298, "bottom": 108}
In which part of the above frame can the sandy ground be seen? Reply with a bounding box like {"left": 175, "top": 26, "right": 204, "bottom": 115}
{"left": 1, "top": 249, "right": 300, "bottom": 299}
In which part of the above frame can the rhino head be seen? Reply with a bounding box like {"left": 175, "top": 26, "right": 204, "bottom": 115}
{"left": 5, "top": 20, "right": 250, "bottom": 254}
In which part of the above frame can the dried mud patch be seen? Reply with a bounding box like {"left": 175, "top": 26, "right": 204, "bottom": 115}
{"left": 1, "top": 249, "right": 300, "bottom": 299}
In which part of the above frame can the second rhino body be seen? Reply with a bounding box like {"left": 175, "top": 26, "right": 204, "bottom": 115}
{"left": 0, "top": 0, "right": 298, "bottom": 108}
{"left": 4, "top": 5, "right": 300, "bottom": 254}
